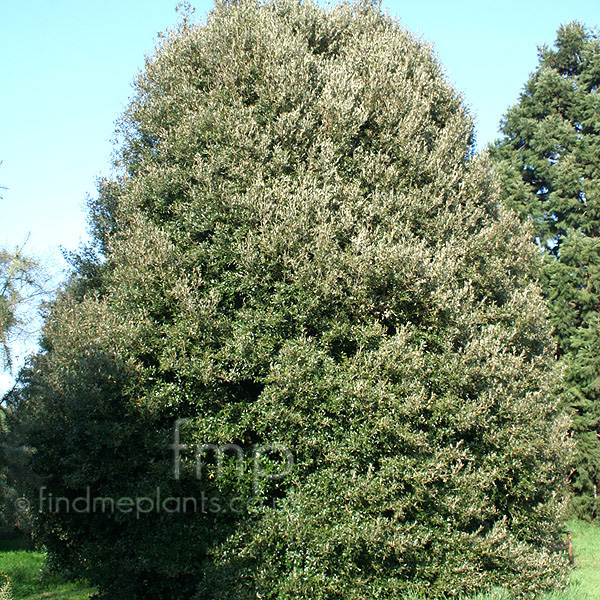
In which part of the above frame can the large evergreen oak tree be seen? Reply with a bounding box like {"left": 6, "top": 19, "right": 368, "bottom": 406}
{"left": 9, "top": 2, "right": 572, "bottom": 598}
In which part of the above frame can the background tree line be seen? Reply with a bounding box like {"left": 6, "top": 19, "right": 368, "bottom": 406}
{"left": 491, "top": 21, "right": 600, "bottom": 520}
{"left": 0, "top": 172, "right": 48, "bottom": 536}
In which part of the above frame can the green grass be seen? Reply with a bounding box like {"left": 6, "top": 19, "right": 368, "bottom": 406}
{"left": 561, "top": 519, "right": 600, "bottom": 599}
{"left": 0, "top": 520, "right": 598, "bottom": 599}
{"left": 526, "top": 519, "right": 600, "bottom": 600}
{"left": 0, "top": 540, "right": 95, "bottom": 600}
{"left": 467, "top": 520, "right": 600, "bottom": 600}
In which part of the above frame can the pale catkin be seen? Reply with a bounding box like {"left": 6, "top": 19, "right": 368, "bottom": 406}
{"left": 0, "top": 578, "right": 12, "bottom": 600}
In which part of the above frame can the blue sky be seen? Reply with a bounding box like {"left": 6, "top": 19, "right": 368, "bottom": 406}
{"left": 2, "top": 0, "right": 600, "bottom": 261}
{"left": 1, "top": 0, "right": 600, "bottom": 386}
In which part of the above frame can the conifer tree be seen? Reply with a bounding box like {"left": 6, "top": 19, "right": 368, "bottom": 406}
{"left": 491, "top": 22, "right": 600, "bottom": 519}
{"left": 9, "top": 2, "right": 572, "bottom": 598}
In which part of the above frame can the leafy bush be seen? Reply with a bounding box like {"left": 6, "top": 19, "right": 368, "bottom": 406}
{"left": 9, "top": 1, "right": 573, "bottom": 598}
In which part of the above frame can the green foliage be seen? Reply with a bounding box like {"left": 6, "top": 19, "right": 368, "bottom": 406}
{"left": 0, "top": 407, "right": 17, "bottom": 533}
{"left": 10, "top": 1, "right": 573, "bottom": 598}
{"left": 490, "top": 22, "right": 600, "bottom": 519}
{"left": 0, "top": 243, "right": 46, "bottom": 373}
{"left": 1, "top": 241, "right": 47, "bottom": 535}
{"left": 0, "top": 521, "right": 597, "bottom": 600}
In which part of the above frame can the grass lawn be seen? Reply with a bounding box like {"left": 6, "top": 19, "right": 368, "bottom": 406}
{"left": 0, "top": 520, "right": 598, "bottom": 599}
{"left": 557, "top": 519, "right": 600, "bottom": 600}
{"left": 463, "top": 520, "right": 600, "bottom": 600}
{"left": 0, "top": 539, "right": 95, "bottom": 600}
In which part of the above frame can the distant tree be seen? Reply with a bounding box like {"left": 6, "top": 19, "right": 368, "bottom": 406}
{"left": 490, "top": 22, "right": 600, "bottom": 519}
{"left": 10, "top": 2, "right": 573, "bottom": 599}
{"left": 1, "top": 161, "right": 49, "bottom": 533}
{"left": 0, "top": 241, "right": 48, "bottom": 534}
{"left": 0, "top": 241, "right": 47, "bottom": 373}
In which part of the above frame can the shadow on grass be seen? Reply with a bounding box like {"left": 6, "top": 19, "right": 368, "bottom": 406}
{"left": 0, "top": 548, "right": 95, "bottom": 600}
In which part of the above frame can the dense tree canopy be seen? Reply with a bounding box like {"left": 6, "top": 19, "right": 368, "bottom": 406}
{"left": 491, "top": 22, "right": 600, "bottom": 519}
{"left": 9, "top": 1, "right": 572, "bottom": 598}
